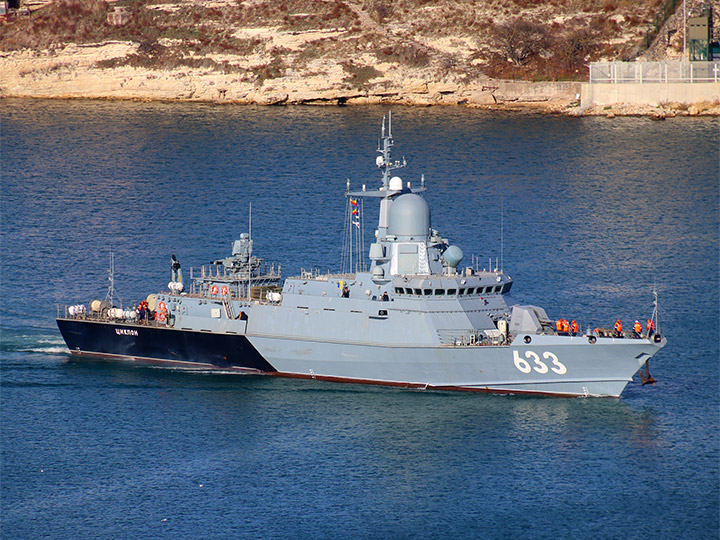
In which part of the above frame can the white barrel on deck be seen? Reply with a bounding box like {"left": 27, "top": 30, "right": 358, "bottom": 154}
{"left": 108, "top": 308, "right": 124, "bottom": 319}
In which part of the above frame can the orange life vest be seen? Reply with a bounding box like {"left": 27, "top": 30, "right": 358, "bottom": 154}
{"left": 614, "top": 319, "right": 622, "bottom": 332}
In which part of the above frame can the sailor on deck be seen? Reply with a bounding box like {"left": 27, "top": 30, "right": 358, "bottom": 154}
{"left": 646, "top": 319, "right": 655, "bottom": 337}
{"left": 570, "top": 320, "right": 578, "bottom": 336}
{"left": 614, "top": 319, "right": 623, "bottom": 337}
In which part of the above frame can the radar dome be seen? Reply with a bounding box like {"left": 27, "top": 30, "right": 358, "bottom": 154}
{"left": 389, "top": 176, "right": 403, "bottom": 191}
{"left": 388, "top": 193, "right": 430, "bottom": 237}
{"left": 443, "top": 245, "right": 464, "bottom": 268}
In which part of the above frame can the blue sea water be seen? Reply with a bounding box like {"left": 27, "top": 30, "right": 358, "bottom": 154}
{"left": 1, "top": 99, "right": 718, "bottom": 539}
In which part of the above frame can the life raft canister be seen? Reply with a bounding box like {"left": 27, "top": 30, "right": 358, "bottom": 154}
{"left": 220, "top": 285, "right": 228, "bottom": 296}
{"left": 210, "top": 285, "right": 219, "bottom": 295}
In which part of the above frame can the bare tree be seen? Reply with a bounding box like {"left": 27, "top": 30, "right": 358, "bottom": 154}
{"left": 491, "top": 18, "right": 548, "bottom": 66}
{"left": 553, "top": 27, "right": 595, "bottom": 73}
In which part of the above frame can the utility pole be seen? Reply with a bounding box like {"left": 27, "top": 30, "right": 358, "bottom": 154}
{"left": 683, "top": 0, "right": 687, "bottom": 60}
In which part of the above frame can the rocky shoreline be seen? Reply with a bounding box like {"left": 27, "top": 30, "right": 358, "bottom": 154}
{"left": 1, "top": 42, "right": 718, "bottom": 117}
{"left": 3, "top": 0, "right": 719, "bottom": 117}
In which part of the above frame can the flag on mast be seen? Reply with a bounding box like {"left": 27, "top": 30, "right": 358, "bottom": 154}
{"left": 351, "top": 198, "right": 360, "bottom": 228}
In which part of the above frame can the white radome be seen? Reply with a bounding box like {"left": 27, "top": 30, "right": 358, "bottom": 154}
{"left": 389, "top": 176, "right": 403, "bottom": 191}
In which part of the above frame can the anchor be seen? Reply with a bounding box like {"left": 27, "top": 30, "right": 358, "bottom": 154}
{"left": 639, "top": 359, "right": 657, "bottom": 386}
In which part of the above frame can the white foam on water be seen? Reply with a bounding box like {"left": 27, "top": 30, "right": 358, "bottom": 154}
{"left": 19, "top": 346, "right": 69, "bottom": 354}
{"left": 146, "top": 366, "right": 255, "bottom": 376}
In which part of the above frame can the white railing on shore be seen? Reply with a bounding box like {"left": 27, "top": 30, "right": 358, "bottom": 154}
{"left": 589, "top": 61, "right": 720, "bottom": 84}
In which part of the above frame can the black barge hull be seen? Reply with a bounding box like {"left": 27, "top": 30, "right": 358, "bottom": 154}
{"left": 56, "top": 318, "right": 276, "bottom": 372}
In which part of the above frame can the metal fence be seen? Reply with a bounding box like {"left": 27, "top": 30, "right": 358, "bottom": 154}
{"left": 589, "top": 61, "right": 720, "bottom": 83}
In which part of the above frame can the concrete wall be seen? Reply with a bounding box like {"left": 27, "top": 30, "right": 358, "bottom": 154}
{"left": 470, "top": 81, "right": 581, "bottom": 105}
{"left": 581, "top": 82, "right": 720, "bottom": 107}
{"left": 495, "top": 81, "right": 581, "bottom": 101}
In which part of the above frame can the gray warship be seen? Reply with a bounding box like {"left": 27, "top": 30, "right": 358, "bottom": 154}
{"left": 57, "top": 114, "right": 666, "bottom": 397}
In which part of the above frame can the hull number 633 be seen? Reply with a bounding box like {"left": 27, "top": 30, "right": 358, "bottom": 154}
{"left": 513, "top": 350, "right": 567, "bottom": 375}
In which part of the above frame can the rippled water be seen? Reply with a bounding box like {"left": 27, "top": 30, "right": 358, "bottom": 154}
{"left": 1, "top": 99, "right": 718, "bottom": 539}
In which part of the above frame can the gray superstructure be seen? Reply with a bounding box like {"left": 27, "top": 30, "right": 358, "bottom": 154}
{"left": 57, "top": 114, "right": 666, "bottom": 397}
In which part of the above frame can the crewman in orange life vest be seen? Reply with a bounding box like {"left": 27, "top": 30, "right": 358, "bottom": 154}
{"left": 614, "top": 319, "right": 623, "bottom": 337}
{"left": 633, "top": 320, "right": 642, "bottom": 337}
{"left": 646, "top": 319, "right": 655, "bottom": 337}
{"left": 569, "top": 320, "right": 578, "bottom": 336}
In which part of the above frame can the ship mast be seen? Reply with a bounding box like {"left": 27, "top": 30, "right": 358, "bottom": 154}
{"left": 376, "top": 112, "right": 406, "bottom": 238}
{"left": 104, "top": 251, "right": 121, "bottom": 308}
{"left": 248, "top": 202, "right": 252, "bottom": 302}
{"left": 345, "top": 112, "right": 424, "bottom": 269}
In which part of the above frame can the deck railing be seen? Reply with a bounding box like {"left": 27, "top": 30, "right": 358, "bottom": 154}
{"left": 589, "top": 61, "right": 720, "bottom": 84}
{"left": 189, "top": 262, "right": 281, "bottom": 282}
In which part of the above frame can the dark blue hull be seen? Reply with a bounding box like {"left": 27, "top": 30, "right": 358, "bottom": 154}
{"left": 56, "top": 318, "right": 276, "bottom": 372}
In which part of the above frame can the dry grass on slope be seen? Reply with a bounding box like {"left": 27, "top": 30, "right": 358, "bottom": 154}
{"left": 0, "top": 0, "right": 667, "bottom": 82}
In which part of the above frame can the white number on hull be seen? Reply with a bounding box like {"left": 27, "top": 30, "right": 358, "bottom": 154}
{"left": 544, "top": 351, "right": 567, "bottom": 375}
{"left": 512, "top": 350, "right": 532, "bottom": 373}
{"left": 513, "top": 350, "right": 566, "bottom": 375}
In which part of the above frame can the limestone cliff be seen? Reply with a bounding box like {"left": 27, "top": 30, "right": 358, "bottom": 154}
{"left": 0, "top": 0, "right": 713, "bottom": 112}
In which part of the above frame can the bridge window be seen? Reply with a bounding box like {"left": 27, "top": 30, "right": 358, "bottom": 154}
{"left": 434, "top": 289, "right": 444, "bottom": 295}
{"left": 458, "top": 288, "right": 466, "bottom": 295}
{"left": 405, "top": 288, "right": 413, "bottom": 294}
{"left": 494, "top": 285, "right": 502, "bottom": 293}
{"left": 502, "top": 283, "right": 513, "bottom": 294}
{"left": 413, "top": 288, "right": 421, "bottom": 295}
{"left": 395, "top": 287, "right": 404, "bottom": 295}
{"left": 424, "top": 289, "right": 432, "bottom": 295}
{"left": 466, "top": 287, "right": 475, "bottom": 294}
{"left": 447, "top": 289, "right": 457, "bottom": 295}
